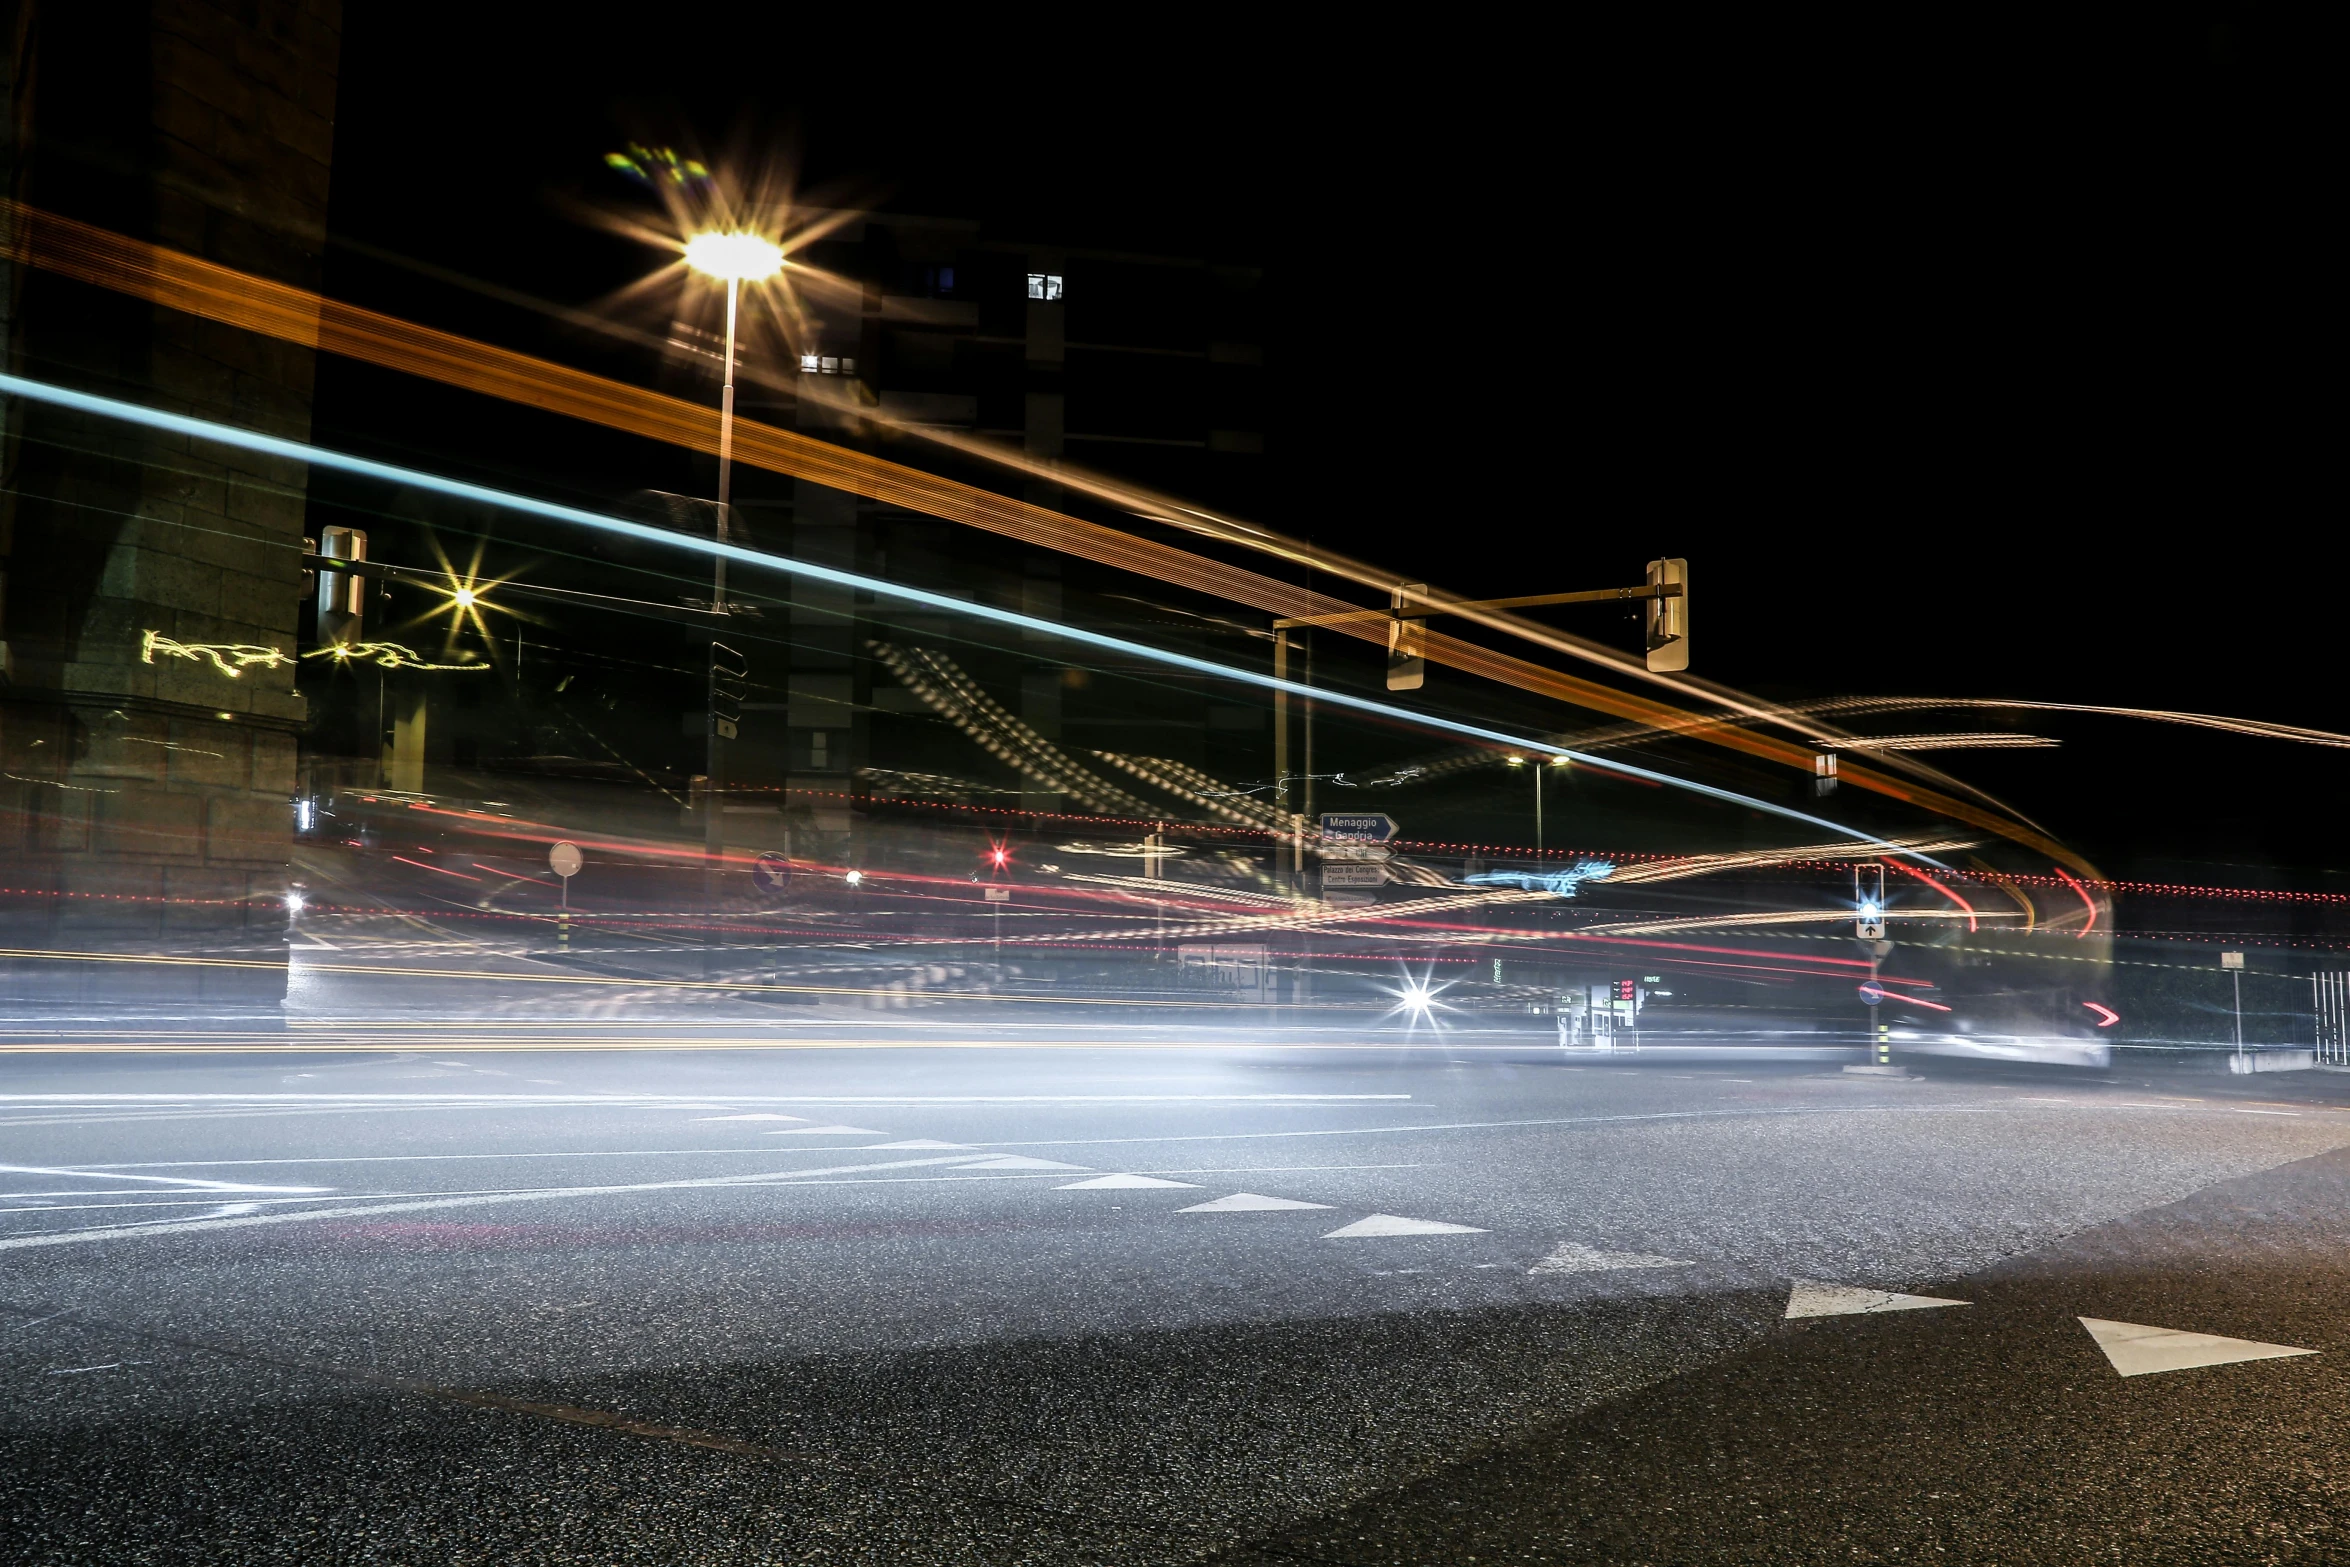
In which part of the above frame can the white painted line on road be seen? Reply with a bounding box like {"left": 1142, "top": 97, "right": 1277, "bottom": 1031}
{"left": 761, "top": 1126, "right": 887, "bottom": 1136}
{"left": 1177, "top": 1193, "right": 1333, "bottom": 1213}
{"left": 1529, "top": 1242, "right": 1694, "bottom": 1275}
{"left": 2079, "top": 1317, "right": 2318, "bottom": 1377}
{"left": 0, "top": 1164, "right": 330, "bottom": 1195}
{"left": 862, "top": 1140, "right": 973, "bottom": 1150}
{"left": 973, "top": 1104, "right": 2010, "bottom": 1151}
{"left": 1784, "top": 1280, "right": 1968, "bottom": 1319}
{"left": 1324, "top": 1215, "right": 1487, "bottom": 1238}
{"left": 46, "top": 1361, "right": 148, "bottom": 1375}
{"left": 1142, "top": 1165, "right": 1431, "bottom": 1176}
{"left": 1, "top": 1196, "right": 338, "bottom": 1216}
{"left": 2235, "top": 1109, "right": 2299, "bottom": 1117}
{"left": 0, "top": 1153, "right": 992, "bottom": 1253}
{"left": 1054, "top": 1174, "right": 1200, "bottom": 1190}
{"left": 953, "top": 1156, "right": 1090, "bottom": 1171}
{"left": 691, "top": 1113, "right": 810, "bottom": 1123}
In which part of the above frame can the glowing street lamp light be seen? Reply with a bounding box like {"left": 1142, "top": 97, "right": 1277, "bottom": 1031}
{"left": 683, "top": 230, "right": 786, "bottom": 615}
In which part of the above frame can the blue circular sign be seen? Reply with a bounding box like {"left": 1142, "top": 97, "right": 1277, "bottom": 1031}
{"left": 751, "top": 851, "right": 793, "bottom": 897}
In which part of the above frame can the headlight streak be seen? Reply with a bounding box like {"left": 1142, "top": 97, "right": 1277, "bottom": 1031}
{"left": 0, "top": 372, "right": 1955, "bottom": 871}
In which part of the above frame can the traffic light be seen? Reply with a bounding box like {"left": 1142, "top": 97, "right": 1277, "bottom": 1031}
{"left": 1854, "top": 863, "right": 1885, "bottom": 938}
{"left": 1644, "top": 557, "right": 1687, "bottom": 672}
{"left": 709, "top": 641, "right": 748, "bottom": 741}
{"left": 1387, "top": 581, "right": 1427, "bottom": 691}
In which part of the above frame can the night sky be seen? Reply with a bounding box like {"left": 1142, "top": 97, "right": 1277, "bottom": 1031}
{"left": 323, "top": 8, "right": 2326, "bottom": 884}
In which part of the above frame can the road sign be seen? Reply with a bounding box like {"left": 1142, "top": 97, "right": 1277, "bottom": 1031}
{"left": 984, "top": 886, "right": 1011, "bottom": 903}
{"left": 1320, "top": 812, "right": 1397, "bottom": 843}
{"left": 751, "top": 851, "right": 792, "bottom": 897}
{"left": 2221, "top": 951, "right": 2245, "bottom": 970}
{"left": 1858, "top": 981, "right": 1886, "bottom": 1007}
{"left": 1321, "top": 862, "right": 1388, "bottom": 887}
{"left": 548, "top": 841, "right": 582, "bottom": 879}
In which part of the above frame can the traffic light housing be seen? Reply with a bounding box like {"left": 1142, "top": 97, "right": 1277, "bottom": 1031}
{"left": 1386, "top": 581, "right": 1427, "bottom": 691}
{"left": 1644, "top": 557, "right": 1687, "bottom": 671}
{"left": 709, "top": 641, "right": 748, "bottom": 741}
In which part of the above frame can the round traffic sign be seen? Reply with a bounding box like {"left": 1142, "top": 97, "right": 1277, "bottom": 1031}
{"left": 1856, "top": 981, "right": 1885, "bottom": 1007}
{"left": 751, "top": 851, "right": 793, "bottom": 897}
{"left": 548, "top": 841, "right": 583, "bottom": 879}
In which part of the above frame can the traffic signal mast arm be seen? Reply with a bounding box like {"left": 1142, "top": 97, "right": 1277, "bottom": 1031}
{"left": 1271, "top": 581, "right": 1681, "bottom": 631}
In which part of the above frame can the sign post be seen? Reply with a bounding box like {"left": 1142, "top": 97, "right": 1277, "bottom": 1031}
{"left": 548, "top": 840, "right": 582, "bottom": 950}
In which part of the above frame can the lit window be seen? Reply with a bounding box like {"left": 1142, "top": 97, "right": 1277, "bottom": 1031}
{"left": 838, "top": 356, "right": 856, "bottom": 375}
{"left": 1027, "top": 273, "right": 1063, "bottom": 301}
{"left": 819, "top": 356, "right": 839, "bottom": 374}
{"left": 799, "top": 352, "right": 821, "bottom": 373}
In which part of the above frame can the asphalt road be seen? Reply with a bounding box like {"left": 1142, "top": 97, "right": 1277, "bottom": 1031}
{"left": 6, "top": 1033, "right": 2349, "bottom": 1564}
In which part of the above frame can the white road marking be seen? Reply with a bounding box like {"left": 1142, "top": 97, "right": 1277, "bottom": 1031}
{"left": 63, "top": 1105, "right": 2018, "bottom": 1173}
{"left": 0, "top": 1093, "right": 1409, "bottom": 1106}
{"left": 2235, "top": 1109, "right": 2299, "bottom": 1117}
{"left": 1323, "top": 1215, "right": 1487, "bottom": 1238}
{"left": 0, "top": 1153, "right": 993, "bottom": 1253}
{"left": 46, "top": 1361, "right": 148, "bottom": 1376}
{"left": 0, "top": 1164, "right": 329, "bottom": 1195}
{"left": 761, "top": 1125, "right": 886, "bottom": 1136}
{"left": 691, "top": 1113, "right": 809, "bottom": 1123}
{"left": 1054, "top": 1174, "right": 1200, "bottom": 1190}
{"left": 1784, "top": 1280, "right": 1969, "bottom": 1319}
{"left": 1178, "top": 1193, "right": 1333, "bottom": 1213}
{"left": 862, "top": 1140, "right": 973, "bottom": 1150}
{"left": 2079, "top": 1317, "right": 2318, "bottom": 1377}
{"left": 953, "top": 1156, "right": 1090, "bottom": 1171}
{"left": 1529, "top": 1242, "right": 1694, "bottom": 1275}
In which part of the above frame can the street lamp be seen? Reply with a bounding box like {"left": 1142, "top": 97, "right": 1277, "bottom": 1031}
{"left": 682, "top": 230, "right": 783, "bottom": 911}
{"left": 682, "top": 230, "right": 785, "bottom": 610}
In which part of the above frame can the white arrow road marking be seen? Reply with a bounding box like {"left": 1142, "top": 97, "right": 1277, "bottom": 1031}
{"left": 1177, "top": 1193, "right": 1334, "bottom": 1213}
{"left": 1530, "top": 1242, "right": 1694, "bottom": 1275}
{"left": 762, "top": 1125, "right": 886, "bottom": 1136}
{"left": 1323, "top": 1214, "right": 1487, "bottom": 1238}
{"left": 0, "top": 1153, "right": 994, "bottom": 1253}
{"left": 1784, "top": 1280, "right": 1970, "bottom": 1319}
{"left": 862, "top": 1140, "right": 973, "bottom": 1150}
{"left": 953, "top": 1156, "right": 1091, "bottom": 1171}
{"left": 691, "top": 1113, "right": 809, "bottom": 1122}
{"left": 2078, "top": 1317, "right": 2319, "bottom": 1377}
{"left": 1054, "top": 1174, "right": 1200, "bottom": 1190}
{"left": 0, "top": 1164, "right": 330, "bottom": 1195}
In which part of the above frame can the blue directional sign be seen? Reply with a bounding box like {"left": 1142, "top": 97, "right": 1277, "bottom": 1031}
{"left": 751, "top": 851, "right": 793, "bottom": 897}
{"left": 1319, "top": 812, "right": 1398, "bottom": 843}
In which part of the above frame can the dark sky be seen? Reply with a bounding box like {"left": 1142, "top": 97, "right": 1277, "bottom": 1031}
{"left": 326, "top": 7, "right": 2330, "bottom": 883}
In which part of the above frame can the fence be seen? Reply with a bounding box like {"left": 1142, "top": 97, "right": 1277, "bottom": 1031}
{"left": 2313, "top": 972, "right": 2350, "bottom": 1066}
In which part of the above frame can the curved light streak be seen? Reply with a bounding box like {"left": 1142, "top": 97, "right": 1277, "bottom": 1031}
{"left": 2052, "top": 866, "right": 2099, "bottom": 938}
{"left": 4, "top": 371, "right": 1959, "bottom": 868}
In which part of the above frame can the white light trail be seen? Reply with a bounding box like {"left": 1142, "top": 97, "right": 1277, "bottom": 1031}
{"left": 0, "top": 372, "right": 1952, "bottom": 866}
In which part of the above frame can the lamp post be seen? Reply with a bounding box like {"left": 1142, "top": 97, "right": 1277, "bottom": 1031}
{"left": 681, "top": 230, "right": 785, "bottom": 907}
{"left": 682, "top": 230, "right": 785, "bottom": 614}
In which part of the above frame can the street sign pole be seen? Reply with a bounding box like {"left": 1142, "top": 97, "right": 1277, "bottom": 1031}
{"left": 549, "top": 840, "right": 581, "bottom": 952}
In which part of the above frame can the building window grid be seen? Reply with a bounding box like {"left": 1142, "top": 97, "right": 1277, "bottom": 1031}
{"left": 1026, "top": 273, "right": 1064, "bottom": 302}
